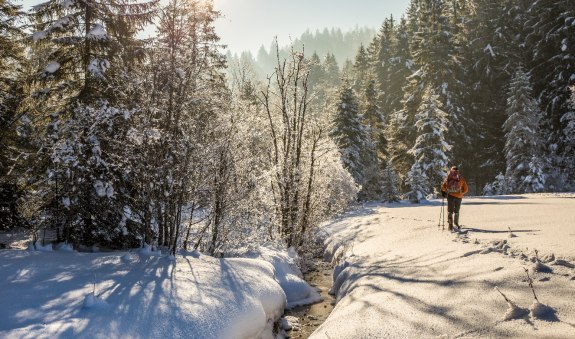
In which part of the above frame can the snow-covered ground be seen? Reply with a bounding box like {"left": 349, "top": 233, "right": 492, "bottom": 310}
{"left": 311, "top": 193, "right": 575, "bottom": 338}
{"left": 0, "top": 244, "right": 319, "bottom": 338}
{"left": 2, "top": 193, "right": 573, "bottom": 338}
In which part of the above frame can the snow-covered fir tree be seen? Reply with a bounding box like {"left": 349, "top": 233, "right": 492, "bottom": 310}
{"left": 503, "top": 67, "right": 546, "bottom": 193}
{"left": 463, "top": 0, "right": 526, "bottom": 186}
{"left": 385, "top": 17, "right": 412, "bottom": 119}
{"left": 559, "top": 86, "right": 575, "bottom": 188}
{"left": 323, "top": 53, "right": 341, "bottom": 85}
{"left": 366, "top": 16, "right": 412, "bottom": 183}
{"left": 405, "top": 162, "right": 429, "bottom": 203}
{"left": 386, "top": 103, "right": 413, "bottom": 184}
{"left": 0, "top": 0, "right": 26, "bottom": 139}
{"left": 526, "top": 0, "right": 575, "bottom": 156}
{"left": 352, "top": 44, "right": 369, "bottom": 93}
{"left": 408, "top": 86, "right": 450, "bottom": 193}
{"left": 0, "top": 0, "right": 24, "bottom": 115}
{"left": 29, "top": 0, "right": 158, "bottom": 104}
{"left": 380, "top": 159, "right": 401, "bottom": 202}
{"left": 404, "top": 0, "right": 468, "bottom": 171}
{"left": 25, "top": 0, "right": 158, "bottom": 246}
{"left": 45, "top": 101, "right": 133, "bottom": 244}
{"left": 359, "top": 79, "right": 386, "bottom": 199}
{"left": 371, "top": 16, "right": 395, "bottom": 105}
{"left": 0, "top": 0, "right": 27, "bottom": 229}
{"left": 331, "top": 84, "right": 372, "bottom": 193}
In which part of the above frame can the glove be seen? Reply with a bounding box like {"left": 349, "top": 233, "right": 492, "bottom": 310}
{"left": 441, "top": 191, "right": 447, "bottom": 198}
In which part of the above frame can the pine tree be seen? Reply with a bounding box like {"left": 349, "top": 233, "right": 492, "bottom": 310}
{"left": 386, "top": 17, "right": 412, "bottom": 117}
{"left": 561, "top": 86, "right": 575, "bottom": 186}
{"left": 525, "top": 0, "right": 575, "bottom": 184}
{"left": 391, "top": 67, "right": 420, "bottom": 182}
{"left": 24, "top": 0, "right": 158, "bottom": 246}
{"left": 352, "top": 44, "right": 369, "bottom": 93}
{"left": 363, "top": 79, "right": 386, "bottom": 158}
{"left": 0, "top": 0, "right": 24, "bottom": 108}
{"left": 405, "top": 163, "right": 429, "bottom": 203}
{"left": 307, "top": 52, "right": 331, "bottom": 109}
{"left": 30, "top": 0, "right": 158, "bottom": 106}
{"left": 307, "top": 52, "right": 325, "bottom": 91}
{"left": 372, "top": 16, "right": 396, "bottom": 111}
{"left": 0, "top": 0, "right": 26, "bottom": 155}
{"left": 503, "top": 67, "right": 546, "bottom": 193}
{"left": 357, "top": 78, "right": 386, "bottom": 198}
{"left": 331, "top": 85, "right": 370, "bottom": 190}
{"left": 366, "top": 16, "right": 413, "bottom": 190}
{"left": 463, "top": 0, "right": 529, "bottom": 188}
{"left": 381, "top": 159, "right": 401, "bottom": 202}
{"left": 0, "top": 0, "right": 27, "bottom": 229}
{"left": 408, "top": 86, "right": 450, "bottom": 192}
{"left": 408, "top": 0, "right": 468, "bottom": 164}
{"left": 386, "top": 104, "right": 414, "bottom": 189}
{"left": 323, "top": 53, "right": 341, "bottom": 85}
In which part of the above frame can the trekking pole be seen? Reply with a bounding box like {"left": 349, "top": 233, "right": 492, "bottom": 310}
{"left": 438, "top": 196, "right": 445, "bottom": 230}
{"left": 442, "top": 197, "right": 445, "bottom": 230}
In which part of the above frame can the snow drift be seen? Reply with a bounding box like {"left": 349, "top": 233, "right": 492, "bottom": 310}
{"left": 0, "top": 248, "right": 289, "bottom": 338}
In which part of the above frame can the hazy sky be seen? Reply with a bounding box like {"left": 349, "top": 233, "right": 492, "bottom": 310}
{"left": 214, "top": 0, "right": 411, "bottom": 54}
{"left": 17, "top": 0, "right": 411, "bottom": 55}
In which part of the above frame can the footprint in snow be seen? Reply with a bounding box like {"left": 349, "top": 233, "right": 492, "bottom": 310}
{"left": 530, "top": 301, "right": 558, "bottom": 322}
{"left": 529, "top": 261, "right": 553, "bottom": 274}
{"left": 503, "top": 300, "right": 529, "bottom": 321}
{"left": 461, "top": 249, "right": 481, "bottom": 257}
{"left": 553, "top": 259, "right": 575, "bottom": 269}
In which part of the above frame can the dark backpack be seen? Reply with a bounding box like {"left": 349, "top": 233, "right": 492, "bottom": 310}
{"left": 446, "top": 170, "right": 462, "bottom": 193}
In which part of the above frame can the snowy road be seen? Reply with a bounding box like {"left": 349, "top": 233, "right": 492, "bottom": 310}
{"left": 311, "top": 194, "right": 575, "bottom": 338}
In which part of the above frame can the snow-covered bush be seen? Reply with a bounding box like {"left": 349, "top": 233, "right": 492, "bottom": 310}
{"left": 483, "top": 172, "right": 510, "bottom": 195}
{"left": 405, "top": 163, "right": 429, "bottom": 203}
{"left": 380, "top": 159, "right": 401, "bottom": 202}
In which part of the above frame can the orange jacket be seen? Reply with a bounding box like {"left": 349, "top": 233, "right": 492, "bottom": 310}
{"left": 441, "top": 175, "right": 468, "bottom": 199}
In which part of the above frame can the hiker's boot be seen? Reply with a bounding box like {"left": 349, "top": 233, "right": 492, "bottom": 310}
{"left": 454, "top": 213, "right": 460, "bottom": 229}
{"left": 448, "top": 213, "right": 453, "bottom": 231}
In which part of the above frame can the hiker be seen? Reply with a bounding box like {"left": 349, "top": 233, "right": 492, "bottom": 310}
{"left": 441, "top": 166, "right": 469, "bottom": 231}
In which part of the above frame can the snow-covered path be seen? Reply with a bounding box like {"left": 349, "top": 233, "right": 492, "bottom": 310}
{"left": 311, "top": 194, "right": 575, "bottom": 338}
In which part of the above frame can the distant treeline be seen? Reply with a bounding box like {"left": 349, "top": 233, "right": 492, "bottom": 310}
{"left": 227, "top": 26, "right": 377, "bottom": 79}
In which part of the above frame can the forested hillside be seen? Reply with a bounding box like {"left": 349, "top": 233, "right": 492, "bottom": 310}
{"left": 1, "top": 0, "right": 574, "bottom": 252}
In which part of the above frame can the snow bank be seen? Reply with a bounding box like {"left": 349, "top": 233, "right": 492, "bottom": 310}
{"left": 0, "top": 249, "right": 286, "bottom": 339}
{"left": 238, "top": 245, "right": 322, "bottom": 309}
{"left": 311, "top": 195, "right": 575, "bottom": 338}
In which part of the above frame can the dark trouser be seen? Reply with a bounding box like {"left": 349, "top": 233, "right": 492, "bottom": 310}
{"left": 447, "top": 195, "right": 462, "bottom": 227}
